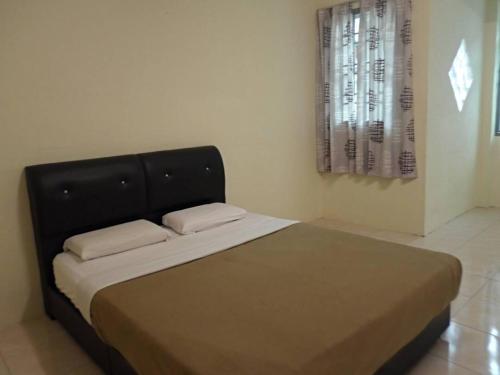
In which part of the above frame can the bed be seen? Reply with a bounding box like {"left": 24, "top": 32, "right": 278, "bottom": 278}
{"left": 25, "top": 146, "right": 461, "bottom": 375}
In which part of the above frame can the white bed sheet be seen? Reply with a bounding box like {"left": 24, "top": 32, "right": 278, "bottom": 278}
{"left": 53, "top": 213, "right": 297, "bottom": 324}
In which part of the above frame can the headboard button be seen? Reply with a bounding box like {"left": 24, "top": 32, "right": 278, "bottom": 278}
{"left": 205, "top": 166, "right": 211, "bottom": 172}
{"left": 63, "top": 189, "right": 69, "bottom": 195}
{"left": 121, "top": 180, "right": 126, "bottom": 185}
{"left": 165, "top": 172, "right": 170, "bottom": 178}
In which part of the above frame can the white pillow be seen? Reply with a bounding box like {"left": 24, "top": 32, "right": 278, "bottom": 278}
{"left": 63, "top": 220, "right": 168, "bottom": 260}
{"left": 163, "top": 203, "right": 247, "bottom": 234}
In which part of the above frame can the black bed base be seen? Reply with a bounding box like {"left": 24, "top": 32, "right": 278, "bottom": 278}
{"left": 26, "top": 147, "right": 449, "bottom": 374}
{"left": 49, "top": 289, "right": 136, "bottom": 375}
{"left": 375, "top": 305, "right": 450, "bottom": 374}
{"left": 50, "top": 287, "right": 449, "bottom": 375}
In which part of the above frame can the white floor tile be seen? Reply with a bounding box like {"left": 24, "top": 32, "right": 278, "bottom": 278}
{"left": 451, "top": 295, "right": 472, "bottom": 317}
{"left": 408, "top": 237, "right": 467, "bottom": 253}
{"left": 454, "top": 254, "right": 499, "bottom": 278}
{"left": 407, "top": 354, "right": 479, "bottom": 375}
{"left": 457, "top": 274, "right": 489, "bottom": 297}
{"left": 0, "top": 318, "right": 93, "bottom": 375}
{"left": 475, "top": 281, "right": 500, "bottom": 305}
{"left": 431, "top": 322, "right": 500, "bottom": 375}
{"left": 453, "top": 293, "right": 500, "bottom": 338}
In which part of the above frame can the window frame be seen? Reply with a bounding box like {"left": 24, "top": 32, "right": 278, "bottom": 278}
{"left": 496, "top": 65, "right": 500, "bottom": 136}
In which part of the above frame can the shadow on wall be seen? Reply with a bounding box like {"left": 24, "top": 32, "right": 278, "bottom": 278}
{"left": 17, "top": 172, "right": 44, "bottom": 322}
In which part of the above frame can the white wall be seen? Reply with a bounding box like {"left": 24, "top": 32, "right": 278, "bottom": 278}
{"left": 424, "top": 0, "right": 487, "bottom": 233}
{"left": 478, "top": 0, "right": 500, "bottom": 208}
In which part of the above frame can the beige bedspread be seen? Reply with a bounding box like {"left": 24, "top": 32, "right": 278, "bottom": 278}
{"left": 91, "top": 223, "right": 461, "bottom": 375}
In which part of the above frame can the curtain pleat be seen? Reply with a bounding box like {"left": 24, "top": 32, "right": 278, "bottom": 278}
{"left": 316, "top": 0, "right": 416, "bottom": 178}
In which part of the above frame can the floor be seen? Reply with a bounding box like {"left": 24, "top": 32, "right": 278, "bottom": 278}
{"left": 1, "top": 208, "right": 500, "bottom": 374}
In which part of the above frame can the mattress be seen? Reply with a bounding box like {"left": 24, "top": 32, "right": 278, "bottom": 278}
{"left": 90, "top": 223, "right": 462, "bottom": 375}
{"left": 53, "top": 213, "right": 298, "bottom": 322}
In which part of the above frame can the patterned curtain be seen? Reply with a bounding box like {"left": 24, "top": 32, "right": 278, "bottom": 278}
{"left": 316, "top": 0, "right": 416, "bottom": 178}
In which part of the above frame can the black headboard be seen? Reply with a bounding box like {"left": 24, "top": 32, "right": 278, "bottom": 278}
{"left": 25, "top": 146, "right": 225, "bottom": 315}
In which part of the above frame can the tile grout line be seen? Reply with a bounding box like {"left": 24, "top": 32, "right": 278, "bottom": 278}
{"left": 427, "top": 353, "right": 484, "bottom": 375}
{"left": 450, "top": 260, "right": 499, "bottom": 337}
{"left": 452, "top": 320, "right": 500, "bottom": 340}
{"left": 428, "top": 215, "right": 499, "bottom": 374}
{"left": 452, "top": 220, "right": 497, "bottom": 254}
{"left": 441, "top": 283, "right": 498, "bottom": 373}
{"left": 442, "top": 219, "right": 495, "bottom": 318}
{"left": 426, "top": 353, "right": 484, "bottom": 375}
{"left": 451, "top": 219, "right": 500, "bottom": 282}
{"left": 451, "top": 296, "right": 471, "bottom": 319}
{"left": 444, "top": 316, "right": 500, "bottom": 374}
{"left": 452, "top": 278, "right": 491, "bottom": 317}
{"left": 404, "top": 220, "right": 491, "bottom": 254}
{"left": 465, "top": 220, "right": 499, "bottom": 250}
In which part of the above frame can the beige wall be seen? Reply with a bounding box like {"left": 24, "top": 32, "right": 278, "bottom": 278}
{"left": 315, "top": 0, "right": 489, "bottom": 235}
{"left": 424, "top": 0, "right": 487, "bottom": 233}
{"left": 0, "top": 0, "right": 324, "bottom": 330}
{"left": 0, "top": 0, "right": 495, "bottom": 331}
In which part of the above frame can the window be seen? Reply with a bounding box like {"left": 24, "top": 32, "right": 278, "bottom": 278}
{"left": 316, "top": 0, "right": 416, "bottom": 177}
{"left": 448, "top": 40, "right": 474, "bottom": 113}
{"left": 353, "top": 8, "right": 361, "bottom": 42}
{"left": 339, "top": 7, "right": 361, "bottom": 125}
{"left": 353, "top": 8, "right": 361, "bottom": 120}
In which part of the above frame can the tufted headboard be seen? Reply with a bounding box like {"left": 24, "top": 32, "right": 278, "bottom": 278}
{"left": 25, "top": 146, "right": 225, "bottom": 315}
